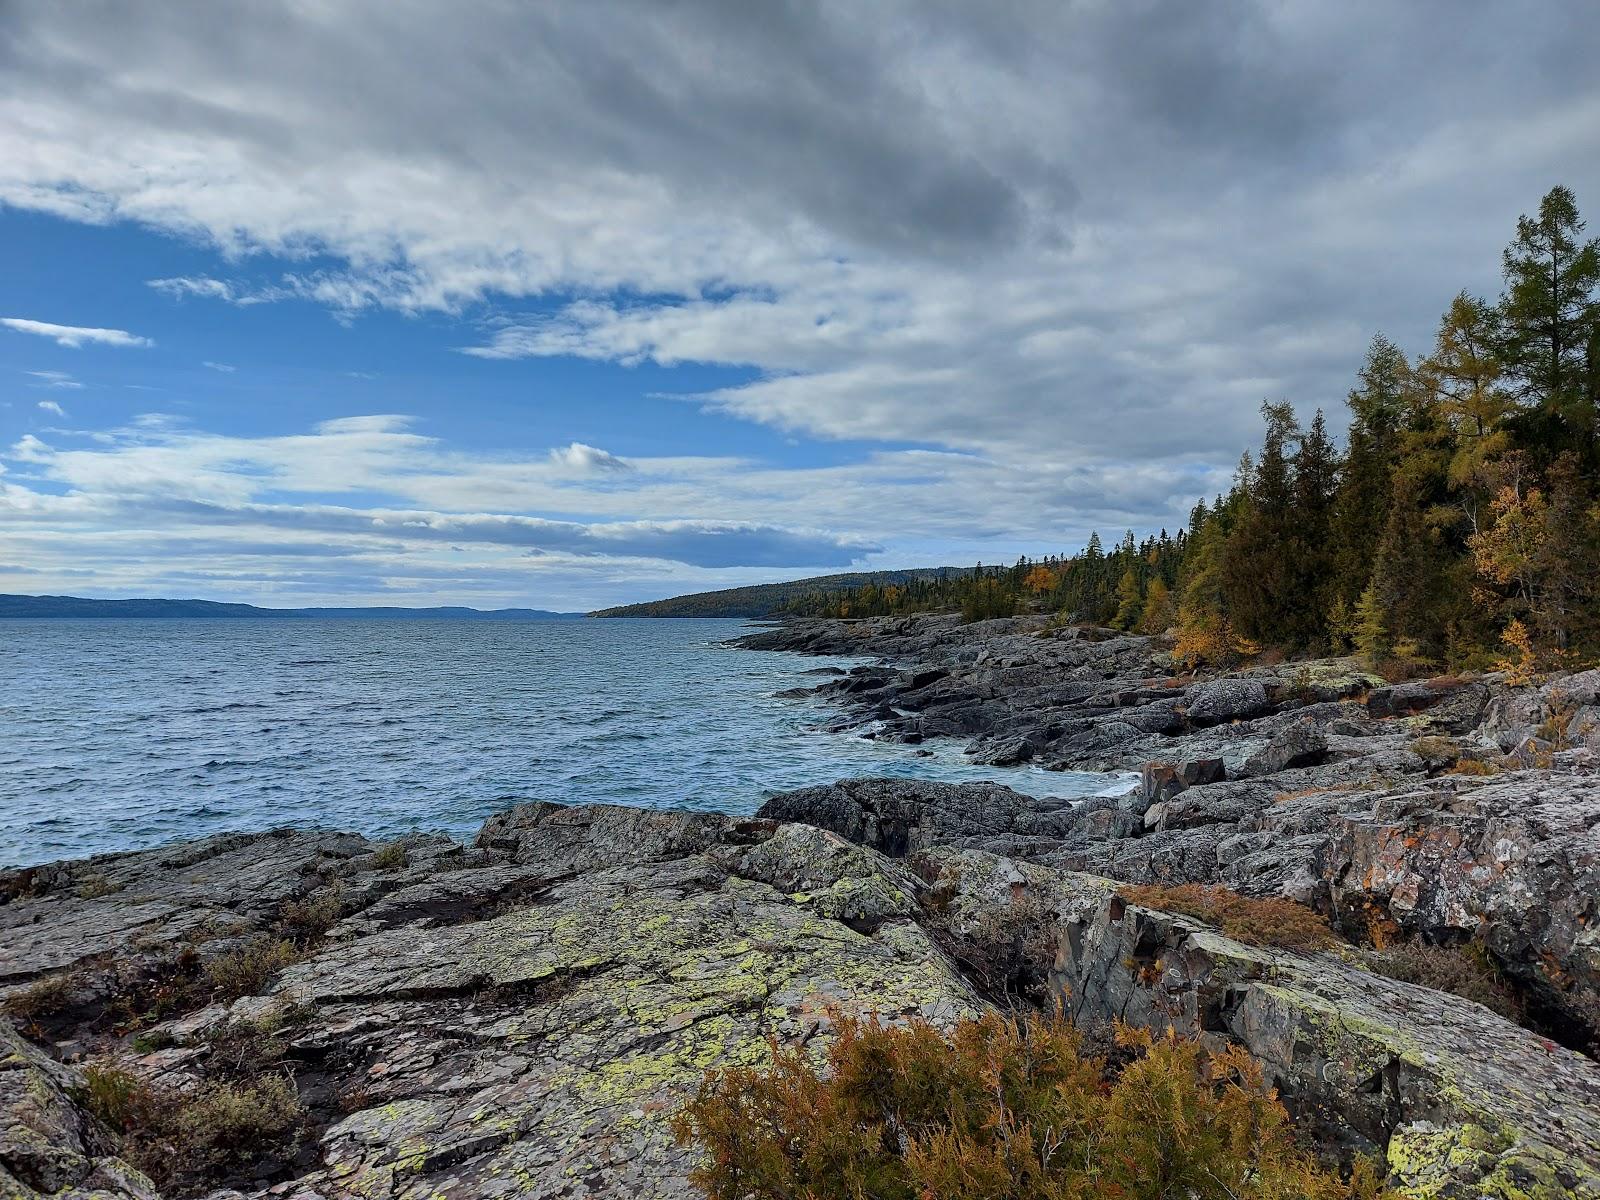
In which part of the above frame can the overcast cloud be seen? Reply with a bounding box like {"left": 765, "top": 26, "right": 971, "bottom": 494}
{"left": 1, "top": 1, "right": 1598, "bottom": 607}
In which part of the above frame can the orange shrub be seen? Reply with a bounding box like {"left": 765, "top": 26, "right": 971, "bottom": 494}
{"left": 674, "top": 1012, "right": 1390, "bottom": 1200}
{"left": 1118, "top": 883, "right": 1338, "bottom": 952}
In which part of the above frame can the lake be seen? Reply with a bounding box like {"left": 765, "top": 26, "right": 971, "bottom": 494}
{"left": 0, "top": 618, "right": 1128, "bottom": 867}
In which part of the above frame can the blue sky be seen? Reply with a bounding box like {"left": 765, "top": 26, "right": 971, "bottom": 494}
{"left": 2, "top": 2, "right": 1598, "bottom": 610}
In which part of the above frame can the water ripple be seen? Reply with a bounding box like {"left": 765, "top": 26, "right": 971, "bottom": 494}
{"left": 0, "top": 617, "right": 1127, "bottom": 867}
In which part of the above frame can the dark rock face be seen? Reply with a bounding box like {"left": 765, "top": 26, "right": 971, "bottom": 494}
{"left": 755, "top": 778, "right": 1085, "bottom": 858}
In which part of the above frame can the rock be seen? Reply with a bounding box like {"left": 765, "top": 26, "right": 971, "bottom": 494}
{"left": 1366, "top": 681, "right": 1443, "bottom": 718}
{"left": 1316, "top": 772, "right": 1600, "bottom": 1048}
{"left": 4, "top": 805, "right": 986, "bottom": 1200}
{"left": 1052, "top": 890, "right": 1600, "bottom": 1197}
{"left": 1133, "top": 757, "right": 1226, "bottom": 814}
{"left": 1239, "top": 720, "right": 1328, "bottom": 777}
{"left": 0, "top": 1019, "right": 155, "bottom": 1200}
{"left": 755, "top": 778, "right": 1082, "bottom": 858}
{"left": 1183, "top": 678, "right": 1272, "bottom": 725}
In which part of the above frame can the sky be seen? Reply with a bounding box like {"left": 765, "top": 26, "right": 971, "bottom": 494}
{"left": 2, "top": 2, "right": 1598, "bottom": 612}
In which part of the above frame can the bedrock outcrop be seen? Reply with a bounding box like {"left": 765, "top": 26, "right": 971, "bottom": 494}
{"left": 4, "top": 787, "right": 1599, "bottom": 1198}
{"left": 5, "top": 613, "right": 1599, "bottom": 1198}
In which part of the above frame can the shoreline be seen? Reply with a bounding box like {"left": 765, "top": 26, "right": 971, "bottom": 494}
{"left": 4, "top": 613, "right": 1600, "bottom": 1197}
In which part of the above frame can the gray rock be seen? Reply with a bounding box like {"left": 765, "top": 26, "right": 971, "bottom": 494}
{"left": 1183, "top": 677, "right": 1272, "bottom": 725}
{"left": 1052, "top": 889, "right": 1600, "bottom": 1197}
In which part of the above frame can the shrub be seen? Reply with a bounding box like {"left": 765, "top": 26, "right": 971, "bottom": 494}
{"left": 77, "top": 1060, "right": 306, "bottom": 1194}
{"left": 371, "top": 841, "right": 409, "bottom": 870}
{"left": 1366, "top": 943, "right": 1523, "bottom": 1024}
{"left": 673, "top": 1012, "right": 1391, "bottom": 1200}
{"left": 3, "top": 972, "right": 80, "bottom": 1023}
{"left": 204, "top": 937, "right": 302, "bottom": 1000}
{"left": 74, "top": 873, "right": 122, "bottom": 899}
{"left": 1408, "top": 736, "right": 1462, "bottom": 769}
{"left": 1118, "top": 884, "right": 1338, "bottom": 952}
{"left": 173, "top": 1074, "right": 304, "bottom": 1177}
{"left": 77, "top": 1062, "right": 160, "bottom": 1133}
{"left": 1448, "top": 757, "right": 1501, "bottom": 777}
{"left": 204, "top": 1004, "right": 307, "bottom": 1078}
{"left": 275, "top": 887, "right": 343, "bottom": 945}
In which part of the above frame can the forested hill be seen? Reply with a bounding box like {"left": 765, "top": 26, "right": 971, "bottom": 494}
{"left": 590, "top": 568, "right": 974, "bottom": 618}
{"left": 0, "top": 595, "right": 580, "bottom": 619}
{"left": 785, "top": 185, "right": 1600, "bottom": 678}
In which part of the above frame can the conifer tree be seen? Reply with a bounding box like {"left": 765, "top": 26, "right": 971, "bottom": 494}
{"left": 1330, "top": 335, "right": 1411, "bottom": 614}
{"left": 1113, "top": 568, "right": 1142, "bottom": 630}
{"left": 1224, "top": 402, "right": 1301, "bottom": 646}
{"left": 1498, "top": 185, "right": 1600, "bottom": 458}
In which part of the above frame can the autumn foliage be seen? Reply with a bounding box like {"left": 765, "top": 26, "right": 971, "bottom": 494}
{"left": 674, "top": 1012, "right": 1390, "bottom": 1200}
{"left": 1117, "top": 884, "right": 1339, "bottom": 952}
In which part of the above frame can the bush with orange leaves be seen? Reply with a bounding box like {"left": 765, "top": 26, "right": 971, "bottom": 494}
{"left": 673, "top": 1011, "right": 1391, "bottom": 1200}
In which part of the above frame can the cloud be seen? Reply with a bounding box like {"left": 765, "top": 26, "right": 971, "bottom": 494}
{"left": 201, "top": 361, "right": 236, "bottom": 373}
{"left": 4, "top": 2, "right": 1595, "bottom": 478}
{"left": 36, "top": 399, "right": 67, "bottom": 417}
{"left": 1, "top": 2, "right": 1597, "bottom": 605}
{"left": 25, "top": 370, "right": 84, "bottom": 389}
{"left": 549, "top": 442, "right": 630, "bottom": 473}
{"left": 0, "top": 417, "right": 879, "bottom": 582}
{"left": 1, "top": 318, "right": 152, "bottom": 348}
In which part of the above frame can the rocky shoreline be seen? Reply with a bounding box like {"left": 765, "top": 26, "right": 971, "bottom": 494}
{"left": 4, "top": 612, "right": 1600, "bottom": 1198}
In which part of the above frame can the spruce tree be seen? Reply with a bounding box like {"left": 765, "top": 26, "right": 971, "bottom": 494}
{"left": 1330, "top": 335, "right": 1410, "bottom": 614}
{"left": 1498, "top": 185, "right": 1600, "bottom": 459}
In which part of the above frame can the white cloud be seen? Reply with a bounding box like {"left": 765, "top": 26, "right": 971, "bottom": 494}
{"left": 0, "top": 3, "right": 1597, "bottom": 604}
{"left": 201, "top": 361, "right": 236, "bottom": 373}
{"left": 549, "top": 442, "right": 630, "bottom": 473}
{"left": 25, "top": 370, "right": 84, "bottom": 389}
{"left": 37, "top": 399, "right": 67, "bottom": 417}
{"left": 1, "top": 2, "right": 1593, "bottom": 476}
{"left": 2, "top": 318, "right": 152, "bottom": 349}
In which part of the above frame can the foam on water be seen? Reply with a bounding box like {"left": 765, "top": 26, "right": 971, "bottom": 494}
{"left": 0, "top": 618, "right": 1130, "bottom": 866}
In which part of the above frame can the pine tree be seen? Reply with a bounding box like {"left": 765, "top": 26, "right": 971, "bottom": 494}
{"left": 1223, "top": 402, "right": 1301, "bottom": 646}
{"left": 1288, "top": 409, "right": 1340, "bottom": 648}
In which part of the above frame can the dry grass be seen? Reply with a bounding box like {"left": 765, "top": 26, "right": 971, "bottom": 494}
{"left": 203, "top": 937, "right": 302, "bottom": 1000}
{"left": 3, "top": 972, "right": 80, "bottom": 1023}
{"left": 371, "top": 841, "right": 409, "bottom": 870}
{"left": 274, "top": 887, "right": 343, "bottom": 945}
{"left": 1118, "top": 884, "right": 1339, "bottom": 952}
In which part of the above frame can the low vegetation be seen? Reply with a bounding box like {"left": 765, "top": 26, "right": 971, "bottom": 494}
{"left": 1117, "top": 884, "right": 1339, "bottom": 952}
{"left": 79, "top": 1060, "right": 306, "bottom": 1195}
{"left": 674, "top": 1012, "right": 1391, "bottom": 1200}
{"left": 1364, "top": 942, "right": 1524, "bottom": 1024}
{"left": 370, "top": 841, "right": 409, "bottom": 870}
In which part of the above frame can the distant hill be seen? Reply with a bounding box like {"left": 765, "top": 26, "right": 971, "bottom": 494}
{"left": 590, "top": 568, "right": 971, "bottom": 618}
{"left": 0, "top": 594, "right": 581, "bottom": 619}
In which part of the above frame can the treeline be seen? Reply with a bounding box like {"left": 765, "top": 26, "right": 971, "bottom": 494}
{"left": 791, "top": 186, "right": 1600, "bottom": 675}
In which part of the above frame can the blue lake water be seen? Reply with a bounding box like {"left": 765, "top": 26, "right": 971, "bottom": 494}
{"left": 0, "top": 618, "right": 1128, "bottom": 868}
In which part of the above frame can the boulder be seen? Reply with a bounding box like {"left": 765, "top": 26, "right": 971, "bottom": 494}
{"left": 1183, "top": 677, "right": 1272, "bottom": 725}
{"left": 1239, "top": 720, "right": 1328, "bottom": 777}
{"left": 1316, "top": 772, "right": 1600, "bottom": 1049}
{"left": 0, "top": 1019, "right": 155, "bottom": 1200}
{"left": 1133, "top": 757, "right": 1226, "bottom": 814}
